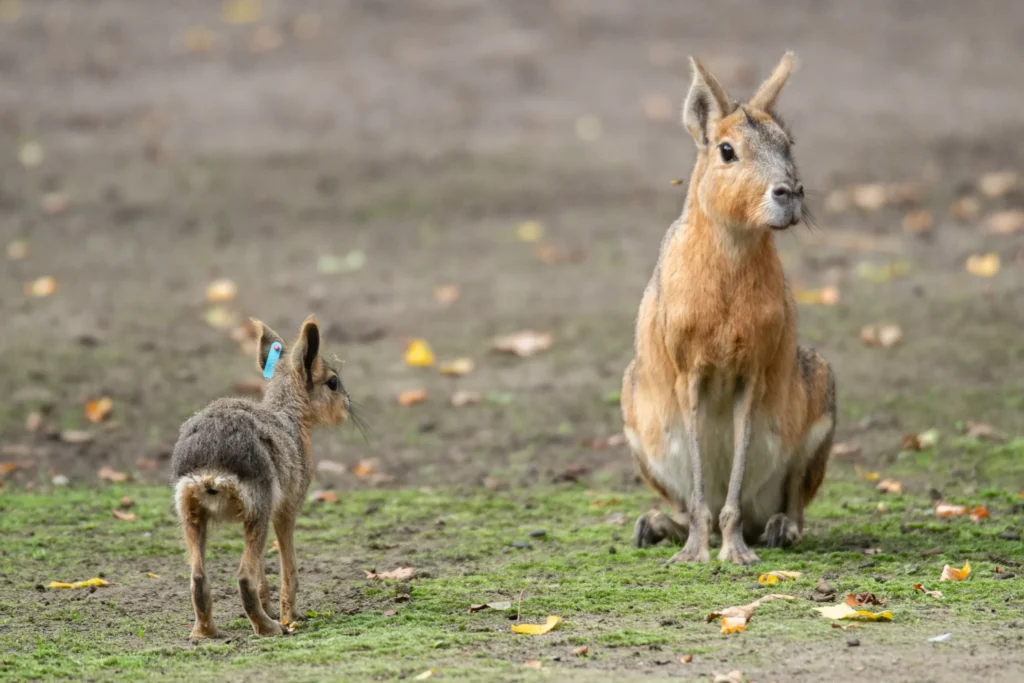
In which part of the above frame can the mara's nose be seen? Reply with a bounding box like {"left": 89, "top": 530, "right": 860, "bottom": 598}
{"left": 771, "top": 182, "right": 804, "bottom": 203}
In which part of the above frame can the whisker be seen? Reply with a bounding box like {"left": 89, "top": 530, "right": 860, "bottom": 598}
{"left": 347, "top": 405, "right": 375, "bottom": 443}
{"left": 802, "top": 205, "right": 820, "bottom": 232}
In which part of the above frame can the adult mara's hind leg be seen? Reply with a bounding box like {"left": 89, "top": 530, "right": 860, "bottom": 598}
{"left": 764, "top": 349, "right": 836, "bottom": 548}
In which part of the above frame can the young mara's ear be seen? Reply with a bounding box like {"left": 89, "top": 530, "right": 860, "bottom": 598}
{"left": 748, "top": 51, "right": 797, "bottom": 112}
{"left": 682, "top": 56, "right": 735, "bottom": 148}
{"left": 290, "top": 314, "right": 320, "bottom": 384}
{"left": 252, "top": 319, "right": 285, "bottom": 375}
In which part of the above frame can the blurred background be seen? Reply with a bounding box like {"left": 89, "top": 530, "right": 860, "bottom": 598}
{"left": 1, "top": 0, "right": 1022, "bottom": 492}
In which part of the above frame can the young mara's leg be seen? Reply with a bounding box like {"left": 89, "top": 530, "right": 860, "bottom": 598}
{"left": 238, "top": 518, "right": 282, "bottom": 636}
{"left": 273, "top": 510, "right": 300, "bottom": 625}
{"left": 184, "top": 506, "right": 221, "bottom": 639}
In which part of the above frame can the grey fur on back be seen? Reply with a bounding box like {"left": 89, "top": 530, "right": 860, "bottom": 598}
{"left": 171, "top": 396, "right": 307, "bottom": 502}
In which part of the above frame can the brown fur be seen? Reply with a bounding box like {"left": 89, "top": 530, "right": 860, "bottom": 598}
{"left": 171, "top": 314, "right": 351, "bottom": 638}
{"left": 622, "top": 52, "right": 835, "bottom": 565}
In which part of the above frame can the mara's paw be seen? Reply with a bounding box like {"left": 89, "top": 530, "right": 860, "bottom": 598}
{"left": 667, "top": 534, "right": 710, "bottom": 563}
{"left": 718, "top": 536, "right": 760, "bottom": 566}
{"left": 189, "top": 625, "right": 225, "bottom": 641}
{"left": 252, "top": 619, "right": 284, "bottom": 637}
{"left": 633, "top": 510, "right": 688, "bottom": 548}
{"left": 762, "top": 513, "right": 801, "bottom": 549}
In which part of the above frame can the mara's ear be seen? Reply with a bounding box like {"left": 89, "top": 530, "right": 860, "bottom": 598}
{"left": 290, "top": 314, "right": 320, "bottom": 384}
{"left": 252, "top": 319, "right": 285, "bottom": 375}
{"left": 748, "top": 51, "right": 797, "bottom": 112}
{"left": 682, "top": 56, "right": 735, "bottom": 148}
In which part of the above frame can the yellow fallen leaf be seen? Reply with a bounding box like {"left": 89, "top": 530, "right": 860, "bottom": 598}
{"left": 205, "top": 278, "right": 237, "bottom": 303}
{"left": 84, "top": 397, "right": 113, "bottom": 424}
{"left": 439, "top": 358, "right": 474, "bottom": 376}
{"left": 222, "top": 0, "right": 260, "bottom": 24}
{"left": 24, "top": 276, "right": 58, "bottom": 297}
{"left": 404, "top": 339, "right": 436, "bottom": 367}
{"left": 815, "top": 603, "right": 892, "bottom": 621}
{"left": 757, "top": 570, "right": 802, "bottom": 585}
{"left": 516, "top": 220, "right": 544, "bottom": 242}
{"left": 413, "top": 670, "right": 434, "bottom": 681}
{"left": 707, "top": 594, "right": 795, "bottom": 634}
{"left": 940, "top": 560, "right": 970, "bottom": 582}
{"left": 856, "top": 260, "right": 912, "bottom": 283}
{"left": 855, "top": 466, "right": 880, "bottom": 482}
{"left": 965, "top": 253, "right": 1000, "bottom": 277}
{"left": 913, "top": 583, "right": 942, "bottom": 599}
{"left": 48, "top": 577, "right": 109, "bottom": 590}
{"left": 794, "top": 285, "right": 840, "bottom": 305}
{"left": 511, "top": 615, "right": 561, "bottom": 635}
{"left": 146, "top": 573, "right": 159, "bottom": 579}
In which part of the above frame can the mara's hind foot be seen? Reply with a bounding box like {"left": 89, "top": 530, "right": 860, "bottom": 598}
{"left": 762, "top": 513, "right": 801, "bottom": 549}
{"left": 189, "top": 624, "right": 225, "bottom": 641}
{"left": 718, "top": 506, "right": 760, "bottom": 565}
{"left": 633, "top": 509, "right": 689, "bottom": 548}
{"left": 667, "top": 536, "right": 711, "bottom": 564}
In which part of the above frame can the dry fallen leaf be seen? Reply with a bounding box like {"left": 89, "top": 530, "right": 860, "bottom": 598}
{"left": 815, "top": 603, "right": 893, "bottom": 622}
{"left": 60, "top": 430, "right": 92, "bottom": 444}
{"left": 913, "top": 583, "right": 943, "bottom": 599}
{"left": 310, "top": 490, "right": 338, "bottom": 504}
{"left": 365, "top": 567, "right": 415, "bottom": 581}
{"left": 112, "top": 509, "right": 136, "bottom": 522}
{"left": 434, "top": 284, "right": 461, "bottom": 304}
{"left": 757, "top": 570, "right": 802, "bottom": 585}
{"left": 205, "top": 278, "right": 237, "bottom": 303}
{"left": 846, "top": 592, "right": 886, "bottom": 607}
{"left": 98, "top": 466, "right": 128, "bottom": 483}
{"left": 119, "top": 496, "right": 135, "bottom": 509}
{"left": 969, "top": 506, "right": 989, "bottom": 523}
{"left": 413, "top": 670, "right": 434, "bottom": 681}
{"left": 316, "top": 459, "right": 347, "bottom": 475}
{"left": 516, "top": 220, "right": 545, "bottom": 243}
{"left": 6, "top": 239, "right": 28, "bottom": 261}
{"left": 535, "top": 243, "right": 584, "bottom": 265}
{"left": 856, "top": 260, "right": 912, "bottom": 282}
{"left": 573, "top": 646, "right": 589, "bottom": 657}
{"left": 902, "top": 210, "right": 934, "bottom": 235}
{"left": 965, "top": 253, "right": 1000, "bottom": 277}
{"left": 353, "top": 459, "right": 380, "bottom": 479}
{"left": 84, "top": 397, "right": 113, "bottom": 424}
{"left": 222, "top": 0, "right": 261, "bottom": 24}
{"left": 468, "top": 601, "right": 512, "bottom": 614}
{"left": 940, "top": 560, "right": 971, "bottom": 582}
{"left": 48, "top": 577, "right": 109, "bottom": 590}
{"left": 859, "top": 323, "right": 903, "bottom": 348}
{"left": 964, "top": 421, "right": 1006, "bottom": 442}
{"left": 24, "top": 276, "right": 58, "bottom": 298}
{"left": 851, "top": 183, "right": 888, "bottom": 211}
{"left": 794, "top": 285, "right": 840, "bottom": 305}
{"left": 935, "top": 503, "right": 968, "bottom": 518}
{"left": 511, "top": 615, "right": 561, "bottom": 635}
{"left": 864, "top": 547, "right": 883, "bottom": 556}
{"left": 642, "top": 93, "right": 674, "bottom": 121}
{"left": 404, "top": 339, "right": 436, "bottom": 367}
{"left": 986, "top": 209, "right": 1024, "bottom": 235}
{"left": 397, "top": 388, "right": 428, "bottom": 406}
{"left": 830, "top": 442, "right": 862, "bottom": 459}
{"left": 876, "top": 479, "right": 903, "bottom": 494}
{"left": 680, "top": 654, "right": 693, "bottom": 663}
{"left": 491, "top": 331, "right": 553, "bottom": 357}
{"left": 439, "top": 358, "right": 474, "bottom": 376}
{"left": 204, "top": 305, "right": 236, "bottom": 329}
{"left": 451, "top": 390, "right": 482, "bottom": 407}
{"left": 978, "top": 170, "right": 1018, "bottom": 198}
{"left": 183, "top": 25, "right": 218, "bottom": 53}
{"left": 41, "top": 191, "right": 69, "bottom": 215}
{"left": 706, "top": 594, "right": 795, "bottom": 634}
{"left": 948, "top": 196, "right": 981, "bottom": 222}
{"left": 524, "top": 661, "right": 543, "bottom": 670}
{"left": 902, "top": 429, "right": 939, "bottom": 451}
{"left": 712, "top": 670, "right": 745, "bottom": 683}
{"left": 24, "top": 411, "right": 43, "bottom": 433}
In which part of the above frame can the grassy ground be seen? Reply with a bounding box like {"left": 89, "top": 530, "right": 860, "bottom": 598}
{"left": 4, "top": 435, "right": 1024, "bottom": 682}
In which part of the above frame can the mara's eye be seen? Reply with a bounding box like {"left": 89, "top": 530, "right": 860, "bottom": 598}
{"left": 326, "top": 376, "right": 340, "bottom": 392}
{"left": 719, "top": 142, "right": 737, "bottom": 163}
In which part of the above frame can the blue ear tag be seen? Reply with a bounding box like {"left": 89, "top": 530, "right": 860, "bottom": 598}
{"left": 263, "top": 342, "right": 283, "bottom": 380}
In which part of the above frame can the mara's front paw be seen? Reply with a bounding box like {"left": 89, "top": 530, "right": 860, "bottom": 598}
{"left": 762, "top": 513, "right": 801, "bottom": 549}
{"left": 189, "top": 624, "right": 225, "bottom": 641}
{"left": 667, "top": 534, "right": 710, "bottom": 563}
{"left": 718, "top": 535, "right": 760, "bottom": 565}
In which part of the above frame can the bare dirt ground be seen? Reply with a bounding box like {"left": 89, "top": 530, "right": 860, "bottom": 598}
{"left": 2, "top": 1, "right": 1024, "bottom": 680}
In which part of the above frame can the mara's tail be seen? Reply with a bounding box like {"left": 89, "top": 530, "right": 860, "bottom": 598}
{"left": 174, "top": 470, "right": 257, "bottom": 523}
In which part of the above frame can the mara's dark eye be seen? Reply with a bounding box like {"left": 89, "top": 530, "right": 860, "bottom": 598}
{"left": 719, "top": 142, "right": 737, "bottom": 163}
{"left": 326, "top": 376, "right": 340, "bottom": 392}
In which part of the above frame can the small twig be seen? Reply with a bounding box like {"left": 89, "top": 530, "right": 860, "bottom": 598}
{"left": 516, "top": 588, "right": 525, "bottom": 624}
